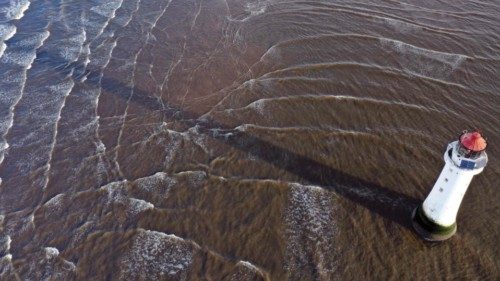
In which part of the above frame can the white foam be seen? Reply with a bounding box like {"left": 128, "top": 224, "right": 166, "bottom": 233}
{"left": 90, "top": 0, "right": 123, "bottom": 18}
{"left": 120, "top": 230, "right": 196, "bottom": 280}
{"left": 91, "top": 0, "right": 123, "bottom": 37}
{"left": 42, "top": 77, "right": 76, "bottom": 191}
{"left": 383, "top": 17, "right": 420, "bottom": 33}
{"left": 245, "top": 1, "right": 268, "bottom": 17}
{"left": 11, "top": 29, "right": 49, "bottom": 48}
{"left": 234, "top": 124, "right": 250, "bottom": 132}
{"left": 176, "top": 170, "right": 207, "bottom": 186}
{"left": 380, "top": 38, "right": 468, "bottom": 69}
{"left": 134, "top": 172, "right": 176, "bottom": 192}
{"left": 44, "top": 247, "right": 59, "bottom": 258}
{"left": 0, "top": 254, "right": 14, "bottom": 275}
{"left": 0, "top": 30, "right": 50, "bottom": 173}
{"left": 44, "top": 193, "right": 64, "bottom": 211}
{"left": 0, "top": 235, "right": 11, "bottom": 254}
{"left": 230, "top": 0, "right": 269, "bottom": 22}
{"left": 2, "top": 0, "right": 30, "bottom": 20}
{"left": 186, "top": 127, "right": 207, "bottom": 153}
{"left": 284, "top": 183, "right": 338, "bottom": 279}
{"left": 0, "top": 49, "right": 33, "bottom": 67}
{"left": 101, "top": 180, "right": 127, "bottom": 198}
{"left": 237, "top": 260, "right": 261, "bottom": 273}
{"left": 96, "top": 140, "right": 106, "bottom": 153}
{"left": 248, "top": 99, "right": 266, "bottom": 113}
{"left": 128, "top": 198, "right": 154, "bottom": 216}
{"left": 163, "top": 131, "right": 183, "bottom": 169}
{"left": 231, "top": 260, "right": 264, "bottom": 280}
{"left": 0, "top": 43, "right": 6, "bottom": 59}
{"left": 100, "top": 180, "right": 157, "bottom": 217}
{"left": 0, "top": 23, "right": 16, "bottom": 41}
{"left": 57, "top": 30, "right": 86, "bottom": 62}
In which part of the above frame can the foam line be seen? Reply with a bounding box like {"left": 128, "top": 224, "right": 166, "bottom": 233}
{"left": 114, "top": 0, "right": 174, "bottom": 176}
{"left": 42, "top": 76, "right": 75, "bottom": 191}
{"left": 0, "top": 24, "right": 16, "bottom": 59}
{"left": 2, "top": 0, "right": 31, "bottom": 20}
{"left": 0, "top": 30, "right": 50, "bottom": 182}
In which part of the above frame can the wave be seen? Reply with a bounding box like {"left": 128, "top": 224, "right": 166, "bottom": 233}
{"left": 257, "top": 62, "right": 469, "bottom": 89}
{"left": 0, "top": 30, "right": 50, "bottom": 181}
{"left": 90, "top": 0, "right": 124, "bottom": 37}
{"left": 41, "top": 76, "right": 76, "bottom": 191}
{"left": 119, "top": 229, "right": 198, "bottom": 279}
{"left": 56, "top": 29, "right": 86, "bottom": 63}
{"left": 232, "top": 260, "right": 267, "bottom": 279}
{"left": 0, "top": 43, "right": 5, "bottom": 59}
{"left": 284, "top": 182, "right": 338, "bottom": 279}
{"left": 0, "top": 24, "right": 16, "bottom": 59}
{"left": 1, "top": 0, "right": 30, "bottom": 20}
{"left": 379, "top": 37, "right": 468, "bottom": 68}
{"left": 0, "top": 24, "right": 16, "bottom": 42}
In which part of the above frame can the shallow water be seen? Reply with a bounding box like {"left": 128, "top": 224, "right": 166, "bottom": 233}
{"left": 0, "top": 0, "right": 499, "bottom": 279}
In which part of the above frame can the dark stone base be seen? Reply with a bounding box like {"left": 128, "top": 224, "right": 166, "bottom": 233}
{"left": 412, "top": 205, "right": 456, "bottom": 242}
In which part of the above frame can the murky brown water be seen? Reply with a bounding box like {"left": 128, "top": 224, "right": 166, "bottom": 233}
{"left": 0, "top": 0, "right": 499, "bottom": 280}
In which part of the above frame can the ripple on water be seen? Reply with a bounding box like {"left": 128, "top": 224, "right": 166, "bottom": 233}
{"left": 119, "top": 229, "right": 197, "bottom": 280}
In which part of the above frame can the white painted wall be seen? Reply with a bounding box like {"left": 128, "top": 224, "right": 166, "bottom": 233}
{"left": 422, "top": 142, "right": 485, "bottom": 227}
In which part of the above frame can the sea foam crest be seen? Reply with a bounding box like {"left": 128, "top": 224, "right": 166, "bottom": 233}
{"left": 134, "top": 172, "right": 176, "bottom": 193}
{"left": 0, "top": 49, "right": 36, "bottom": 67}
{"left": 0, "top": 0, "right": 30, "bottom": 20}
{"left": 0, "top": 235, "right": 11, "bottom": 255}
{"left": 380, "top": 38, "right": 467, "bottom": 69}
{"left": 120, "top": 230, "right": 196, "bottom": 280}
{"left": 0, "top": 43, "right": 5, "bottom": 58}
{"left": 44, "top": 247, "right": 60, "bottom": 258}
{"left": 284, "top": 183, "right": 338, "bottom": 279}
{"left": 0, "top": 24, "right": 16, "bottom": 58}
{"left": 90, "top": 0, "right": 123, "bottom": 18}
{"left": 57, "top": 30, "right": 86, "bottom": 62}
{"left": 100, "top": 180, "right": 155, "bottom": 217}
{"left": 244, "top": 0, "right": 268, "bottom": 17}
{"left": 11, "top": 29, "right": 49, "bottom": 48}
{"left": 0, "top": 24, "right": 16, "bottom": 41}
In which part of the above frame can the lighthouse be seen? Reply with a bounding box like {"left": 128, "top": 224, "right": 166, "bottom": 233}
{"left": 412, "top": 130, "right": 488, "bottom": 241}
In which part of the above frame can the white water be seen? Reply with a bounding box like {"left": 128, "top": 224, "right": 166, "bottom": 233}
{"left": 0, "top": 30, "right": 50, "bottom": 183}
{"left": 0, "top": 24, "right": 16, "bottom": 58}
{"left": 1, "top": 0, "right": 30, "bottom": 20}
{"left": 120, "top": 229, "right": 197, "bottom": 280}
{"left": 284, "top": 183, "right": 338, "bottom": 279}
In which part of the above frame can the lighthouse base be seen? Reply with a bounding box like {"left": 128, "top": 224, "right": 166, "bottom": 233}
{"left": 412, "top": 205, "right": 456, "bottom": 242}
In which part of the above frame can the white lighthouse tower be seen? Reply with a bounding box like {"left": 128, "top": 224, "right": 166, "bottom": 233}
{"left": 412, "top": 130, "right": 488, "bottom": 241}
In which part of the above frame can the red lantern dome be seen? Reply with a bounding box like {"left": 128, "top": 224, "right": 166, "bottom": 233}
{"left": 460, "top": 131, "right": 487, "bottom": 152}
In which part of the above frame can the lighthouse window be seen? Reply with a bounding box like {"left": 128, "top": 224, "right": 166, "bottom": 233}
{"left": 468, "top": 151, "right": 480, "bottom": 159}
{"left": 460, "top": 160, "right": 475, "bottom": 170}
{"left": 458, "top": 144, "right": 471, "bottom": 157}
{"left": 458, "top": 143, "right": 482, "bottom": 159}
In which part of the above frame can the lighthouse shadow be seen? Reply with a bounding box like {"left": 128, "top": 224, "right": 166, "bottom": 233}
{"left": 208, "top": 127, "right": 421, "bottom": 231}
{"left": 28, "top": 50, "right": 420, "bottom": 233}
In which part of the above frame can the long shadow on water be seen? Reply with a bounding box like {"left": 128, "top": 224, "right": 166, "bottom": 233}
{"left": 16, "top": 49, "right": 423, "bottom": 232}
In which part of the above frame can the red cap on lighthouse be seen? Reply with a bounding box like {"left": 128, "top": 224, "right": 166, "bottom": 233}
{"left": 460, "top": 131, "right": 487, "bottom": 152}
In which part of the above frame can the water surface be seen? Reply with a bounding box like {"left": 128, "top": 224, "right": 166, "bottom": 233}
{"left": 0, "top": 0, "right": 499, "bottom": 279}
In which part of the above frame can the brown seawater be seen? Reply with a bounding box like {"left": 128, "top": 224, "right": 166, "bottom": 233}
{"left": 0, "top": 0, "right": 499, "bottom": 280}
